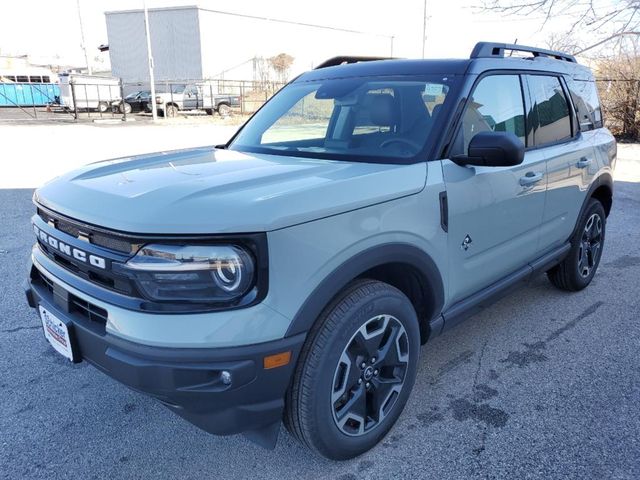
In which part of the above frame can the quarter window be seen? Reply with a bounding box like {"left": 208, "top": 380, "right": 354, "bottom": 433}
{"left": 527, "top": 75, "right": 572, "bottom": 145}
{"left": 567, "top": 78, "right": 603, "bottom": 130}
{"left": 452, "top": 75, "right": 525, "bottom": 156}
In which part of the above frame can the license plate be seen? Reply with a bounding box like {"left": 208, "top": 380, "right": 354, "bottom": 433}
{"left": 39, "top": 305, "right": 75, "bottom": 361}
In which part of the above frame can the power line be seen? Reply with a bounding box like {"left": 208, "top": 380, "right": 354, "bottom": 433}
{"left": 197, "top": 7, "right": 394, "bottom": 40}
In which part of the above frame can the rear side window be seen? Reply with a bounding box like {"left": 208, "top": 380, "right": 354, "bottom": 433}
{"left": 567, "top": 79, "right": 603, "bottom": 130}
{"left": 527, "top": 75, "right": 572, "bottom": 146}
{"left": 452, "top": 74, "right": 525, "bottom": 156}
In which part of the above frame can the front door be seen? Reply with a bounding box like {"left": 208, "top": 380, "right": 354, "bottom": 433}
{"left": 442, "top": 74, "right": 547, "bottom": 304}
{"left": 183, "top": 84, "right": 199, "bottom": 110}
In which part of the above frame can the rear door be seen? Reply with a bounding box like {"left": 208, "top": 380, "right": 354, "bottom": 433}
{"left": 526, "top": 74, "right": 597, "bottom": 251}
{"left": 442, "top": 73, "right": 547, "bottom": 303}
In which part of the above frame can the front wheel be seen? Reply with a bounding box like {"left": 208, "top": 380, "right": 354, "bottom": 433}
{"left": 284, "top": 280, "right": 420, "bottom": 460}
{"left": 164, "top": 104, "right": 179, "bottom": 118}
{"left": 547, "top": 198, "right": 606, "bottom": 291}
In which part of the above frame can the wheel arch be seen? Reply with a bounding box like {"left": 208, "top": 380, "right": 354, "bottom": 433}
{"left": 570, "top": 172, "right": 613, "bottom": 240}
{"left": 591, "top": 183, "right": 613, "bottom": 217}
{"left": 285, "top": 244, "right": 445, "bottom": 344}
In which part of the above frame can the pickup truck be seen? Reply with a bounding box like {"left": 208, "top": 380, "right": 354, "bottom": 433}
{"left": 151, "top": 83, "right": 241, "bottom": 117}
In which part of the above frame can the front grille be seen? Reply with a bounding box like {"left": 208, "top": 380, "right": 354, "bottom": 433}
{"left": 36, "top": 240, "right": 134, "bottom": 295}
{"left": 36, "top": 270, "right": 108, "bottom": 327}
{"left": 37, "top": 208, "right": 135, "bottom": 254}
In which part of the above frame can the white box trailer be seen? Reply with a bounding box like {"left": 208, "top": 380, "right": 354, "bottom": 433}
{"left": 59, "top": 73, "right": 121, "bottom": 112}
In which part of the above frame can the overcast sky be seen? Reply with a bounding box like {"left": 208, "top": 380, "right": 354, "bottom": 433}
{"left": 0, "top": 0, "right": 575, "bottom": 69}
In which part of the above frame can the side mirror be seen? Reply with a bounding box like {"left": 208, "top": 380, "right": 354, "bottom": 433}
{"left": 452, "top": 131, "right": 524, "bottom": 167}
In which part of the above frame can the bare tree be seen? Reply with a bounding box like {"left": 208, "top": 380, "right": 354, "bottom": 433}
{"left": 268, "top": 53, "right": 295, "bottom": 84}
{"left": 597, "top": 40, "right": 640, "bottom": 139}
{"left": 545, "top": 32, "right": 581, "bottom": 53}
{"left": 253, "top": 56, "right": 272, "bottom": 90}
{"left": 480, "top": 0, "right": 640, "bottom": 52}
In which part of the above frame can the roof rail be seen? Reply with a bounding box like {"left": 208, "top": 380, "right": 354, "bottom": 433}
{"left": 314, "top": 56, "right": 396, "bottom": 69}
{"left": 470, "top": 42, "right": 577, "bottom": 63}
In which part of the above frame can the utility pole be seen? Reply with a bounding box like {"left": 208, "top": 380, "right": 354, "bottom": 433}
{"left": 143, "top": 0, "right": 158, "bottom": 121}
{"left": 421, "top": 0, "right": 428, "bottom": 58}
{"left": 76, "top": 0, "right": 91, "bottom": 74}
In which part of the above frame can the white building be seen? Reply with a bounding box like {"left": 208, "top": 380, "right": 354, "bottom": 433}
{"left": 105, "top": 5, "right": 394, "bottom": 84}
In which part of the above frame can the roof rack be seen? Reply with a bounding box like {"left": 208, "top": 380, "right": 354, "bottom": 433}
{"left": 470, "top": 42, "right": 577, "bottom": 63}
{"left": 314, "top": 56, "right": 396, "bottom": 69}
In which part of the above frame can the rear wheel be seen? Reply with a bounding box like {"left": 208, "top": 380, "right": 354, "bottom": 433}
{"left": 217, "top": 103, "right": 231, "bottom": 117}
{"left": 119, "top": 102, "right": 132, "bottom": 114}
{"left": 284, "top": 279, "right": 420, "bottom": 460}
{"left": 97, "top": 101, "right": 108, "bottom": 113}
{"left": 547, "top": 198, "right": 606, "bottom": 291}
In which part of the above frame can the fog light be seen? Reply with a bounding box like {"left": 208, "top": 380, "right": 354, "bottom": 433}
{"left": 220, "top": 370, "right": 232, "bottom": 385}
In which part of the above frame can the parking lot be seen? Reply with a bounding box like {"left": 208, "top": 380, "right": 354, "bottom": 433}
{"left": 0, "top": 126, "right": 639, "bottom": 479}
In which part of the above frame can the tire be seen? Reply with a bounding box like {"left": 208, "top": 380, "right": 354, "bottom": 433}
{"left": 217, "top": 103, "right": 231, "bottom": 117}
{"left": 165, "top": 104, "right": 179, "bottom": 118}
{"left": 205, "top": 108, "right": 214, "bottom": 115}
{"left": 547, "top": 198, "right": 606, "bottom": 291}
{"left": 119, "top": 102, "right": 132, "bottom": 114}
{"left": 97, "top": 102, "right": 108, "bottom": 113}
{"left": 284, "top": 279, "right": 420, "bottom": 460}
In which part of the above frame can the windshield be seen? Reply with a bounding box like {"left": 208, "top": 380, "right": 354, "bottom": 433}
{"left": 229, "top": 75, "right": 456, "bottom": 162}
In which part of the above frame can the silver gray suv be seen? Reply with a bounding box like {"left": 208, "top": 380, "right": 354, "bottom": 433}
{"left": 25, "top": 42, "right": 615, "bottom": 460}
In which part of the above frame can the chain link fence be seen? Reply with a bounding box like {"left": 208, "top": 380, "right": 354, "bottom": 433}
{"left": 0, "top": 77, "right": 286, "bottom": 122}
{"left": 596, "top": 78, "right": 640, "bottom": 140}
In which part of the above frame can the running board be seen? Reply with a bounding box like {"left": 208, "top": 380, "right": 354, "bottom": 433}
{"left": 430, "top": 243, "right": 571, "bottom": 336}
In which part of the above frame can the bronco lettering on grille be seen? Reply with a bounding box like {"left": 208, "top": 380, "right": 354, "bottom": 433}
{"left": 34, "top": 225, "right": 107, "bottom": 270}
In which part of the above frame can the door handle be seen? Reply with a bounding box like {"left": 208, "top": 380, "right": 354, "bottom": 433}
{"left": 576, "top": 157, "right": 592, "bottom": 168}
{"left": 519, "top": 171, "right": 544, "bottom": 186}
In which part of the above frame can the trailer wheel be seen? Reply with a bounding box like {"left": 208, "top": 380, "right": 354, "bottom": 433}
{"left": 97, "top": 102, "right": 109, "bottom": 113}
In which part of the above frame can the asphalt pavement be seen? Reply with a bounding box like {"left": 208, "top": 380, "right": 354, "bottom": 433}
{"left": 1, "top": 179, "right": 639, "bottom": 480}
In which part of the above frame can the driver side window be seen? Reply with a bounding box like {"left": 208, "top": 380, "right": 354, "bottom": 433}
{"left": 452, "top": 75, "right": 526, "bottom": 156}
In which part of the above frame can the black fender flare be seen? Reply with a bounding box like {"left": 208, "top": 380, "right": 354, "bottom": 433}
{"left": 569, "top": 172, "right": 614, "bottom": 240}
{"left": 284, "top": 243, "right": 445, "bottom": 338}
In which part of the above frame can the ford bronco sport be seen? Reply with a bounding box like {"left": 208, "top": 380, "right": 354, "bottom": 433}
{"left": 26, "top": 42, "right": 615, "bottom": 460}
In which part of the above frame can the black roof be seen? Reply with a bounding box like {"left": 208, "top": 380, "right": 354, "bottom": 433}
{"left": 297, "top": 59, "right": 471, "bottom": 82}
{"left": 295, "top": 42, "right": 592, "bottom": 83}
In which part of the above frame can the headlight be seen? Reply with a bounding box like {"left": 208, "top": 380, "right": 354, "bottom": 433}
{"left": 155, "top": 96, "right": 163, "bottom": 104}
{"left": 125, "top": 244, "right": 255, "bottom": 303}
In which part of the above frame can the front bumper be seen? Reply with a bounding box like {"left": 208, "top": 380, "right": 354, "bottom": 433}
{"left": 26, "top": 262, "right": 305, "bottom": 442}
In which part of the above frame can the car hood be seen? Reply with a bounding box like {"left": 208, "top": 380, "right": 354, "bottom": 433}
{"left": 35, "top": 147, "right": 427, "bottom": 234}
